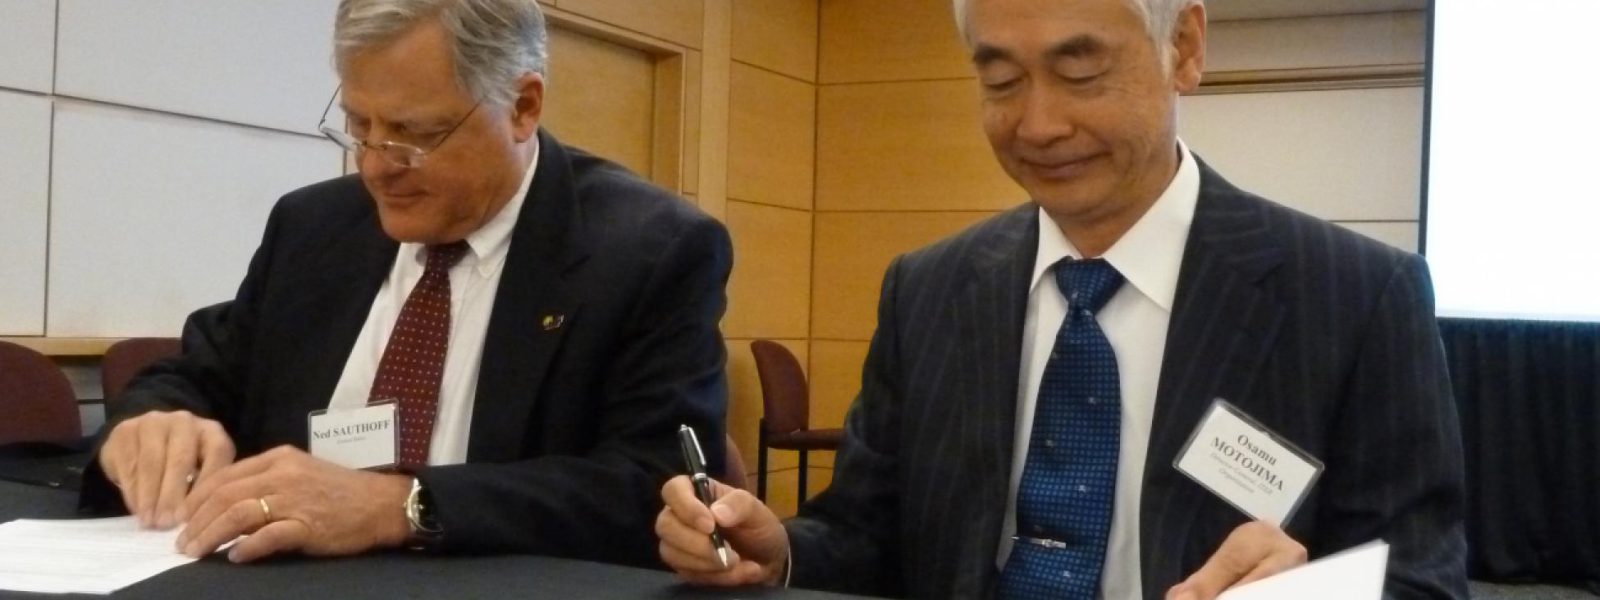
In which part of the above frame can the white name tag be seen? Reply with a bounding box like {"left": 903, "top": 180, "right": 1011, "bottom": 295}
{"left": 308, "top": 402, "right": 397, "bottom": 470}
{"left": 1174, "top": 399, "right": 1323, "bottom": 525}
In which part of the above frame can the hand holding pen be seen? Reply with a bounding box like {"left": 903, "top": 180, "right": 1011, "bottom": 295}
{"left": 656, "top": 425, "right": 792, "bottom": 586}
{"left": 677, "top": 425, "right": 731, "bottom": 568}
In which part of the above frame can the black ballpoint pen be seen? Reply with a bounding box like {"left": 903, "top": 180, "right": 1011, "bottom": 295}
{"left": 677, "top": 424, "right": 732, "bottom": 569}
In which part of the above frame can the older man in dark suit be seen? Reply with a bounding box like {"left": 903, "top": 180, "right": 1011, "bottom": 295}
{"left": 657, "top": 0, "right": 1466, "bottom": 598}
{"left": 84, "top": 0, "right": 730, "bottom": 568}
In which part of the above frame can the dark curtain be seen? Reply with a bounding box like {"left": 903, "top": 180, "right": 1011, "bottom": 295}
{"left": 1440, "top": 318, "right": 1600, "bottom": 590}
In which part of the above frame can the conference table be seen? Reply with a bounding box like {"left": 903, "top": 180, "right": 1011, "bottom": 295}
{"left": 0, "top": 479, "right": 871, "bottom": 599}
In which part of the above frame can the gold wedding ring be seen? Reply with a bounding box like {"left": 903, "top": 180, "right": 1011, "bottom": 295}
{"left": 258, "top": 497, "right": 273, "bottom": 523}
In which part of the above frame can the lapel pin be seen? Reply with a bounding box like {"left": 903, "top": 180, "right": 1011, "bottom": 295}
{"left": 541, "top": 314, "right": 565, "bottom": 331}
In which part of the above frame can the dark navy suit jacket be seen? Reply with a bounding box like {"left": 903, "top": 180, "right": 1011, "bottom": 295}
{"left": 786, "top": 159, "right": 1467, "bottom": 599}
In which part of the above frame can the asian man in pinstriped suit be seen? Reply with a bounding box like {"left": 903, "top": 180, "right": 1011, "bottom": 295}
{"left": 657, "top": 0, "right": 1467, "bottom": 598}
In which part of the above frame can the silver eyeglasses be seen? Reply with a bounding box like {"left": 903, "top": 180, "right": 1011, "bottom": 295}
{"left": 316, "top": 86, "right": 480, "bottom": 169}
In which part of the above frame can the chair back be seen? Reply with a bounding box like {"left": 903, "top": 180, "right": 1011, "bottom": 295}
{"left": 749, "top": 340, "right": 810, "bottom": 435}
{"left": 0, "top": 341, "right": 82, "bottom": 444}
{"left": 101, "top": 337, "right": 182, "bottom": 412}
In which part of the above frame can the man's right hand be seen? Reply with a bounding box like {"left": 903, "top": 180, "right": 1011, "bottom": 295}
{"left": 657, "top": 475, "right": 789, "bottom": 586}
{"left": 99, "top": 410, "right": 236, "bottom": 530}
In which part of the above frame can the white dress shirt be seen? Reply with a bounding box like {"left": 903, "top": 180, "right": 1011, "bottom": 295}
{"left": 997, "top": 141, "right": 1200, "bottom": 599}
{"left": 325, "top": 143, "right": 540, "bottom": 466}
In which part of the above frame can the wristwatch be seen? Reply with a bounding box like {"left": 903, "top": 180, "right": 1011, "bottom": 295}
{"left": 404, "top": 477, "right": 444, "bottom": 549}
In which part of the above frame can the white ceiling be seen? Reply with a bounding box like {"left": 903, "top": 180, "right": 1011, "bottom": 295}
{"left": 1206, "top": 0, "right": 1427, "bottom": 21}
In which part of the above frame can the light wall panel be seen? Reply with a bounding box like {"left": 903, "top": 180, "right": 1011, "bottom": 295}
{"left": 47, "top": 102, "right": 342, "bottom": 337}
{"left": 1207, "top": 12, "right": 1425, "bottom": 74}
{"left": 0, "top": 0, "right": 56, "bottom": 93}
{"left": 542, "top": 26, "right": 657, "bottom": 176}
{"left": 1179, "top": 87, "right": 1423, "bottom": 221}
{"left": 812, "top": 211, "right": 998, "bottom": 341}
{"left": 0, "top": 92, "right": 52, "bottom": 335}
{"left": 819, "top": 0, "right": 968, "bottom": 84}
{"left": 817, "top": 80, "right": 1020, "bottom": 211}
{"left": 557, "top": 0, "right": 704, "bottom": 49}
{"left": 724, "top": 201, "right": 812, "bottom": 340}
{"left": 728, "top": 63, "right": 815, "bottom": 211}
{"left": 54, "top": 0, "right": 338, "bottom": 135}
{"left": 732, "top": 0, "right": 818, "bottom": 82}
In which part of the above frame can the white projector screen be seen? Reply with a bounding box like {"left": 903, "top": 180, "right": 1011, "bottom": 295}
{"left": 1424, "top": 2, "right": 1600, "bottom": 321}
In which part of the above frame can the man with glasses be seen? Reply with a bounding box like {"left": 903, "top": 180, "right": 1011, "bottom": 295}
{"left": 83, "top": 0, "right": 731, "bottom": 567}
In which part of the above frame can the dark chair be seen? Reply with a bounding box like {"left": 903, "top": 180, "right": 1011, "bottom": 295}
{"left": 0, "top": 340, "right": 82, "bottom": 445}
{"left": 723, "top": 434, "right": 750, "bottom": 491}
{"left": 750, "top": 340, "right": 843, "bottom": 507}
{"left": 100, "top": 337, "right": 182, "bottom": 413}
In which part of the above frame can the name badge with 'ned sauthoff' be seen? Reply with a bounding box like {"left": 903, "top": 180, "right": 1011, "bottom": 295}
{"left": 1174, "top": 399, "right": 1324, "bottom": 526}
{"left": 308, "top": 402, "right": 398, "bottom": 470}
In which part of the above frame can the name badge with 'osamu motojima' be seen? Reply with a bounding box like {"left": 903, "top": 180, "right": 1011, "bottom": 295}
{"left": 1174, "top": 399, "right": 1324, "bottom": 525}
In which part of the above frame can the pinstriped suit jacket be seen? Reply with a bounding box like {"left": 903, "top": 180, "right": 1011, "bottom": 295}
{"left": 786, "top": 160, "right": 1467, "bottom": 599}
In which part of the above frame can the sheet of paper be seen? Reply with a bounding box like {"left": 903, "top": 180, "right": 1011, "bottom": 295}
{"left": 0, "top": 516, "right": 196, "bottom": 595}
{"left": 1219, "top": 540, "right": 1390, "bottom": 600}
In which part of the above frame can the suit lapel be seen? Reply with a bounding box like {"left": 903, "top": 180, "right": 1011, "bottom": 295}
{"left": 1140, "top": 160, "right": 1287, "bottom": 595}
{"left": 945, "top": 205, "right": 1037, "bottom": 595}
{"left": 275, "top": 205, "right": 396, "bottom": 442}
{"left": 468, "top": 130, "right": 590, "bottom": 462}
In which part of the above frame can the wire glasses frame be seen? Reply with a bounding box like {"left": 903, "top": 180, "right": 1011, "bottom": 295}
{"left": 316, "top": 86, "right": 480, "bottom": 169}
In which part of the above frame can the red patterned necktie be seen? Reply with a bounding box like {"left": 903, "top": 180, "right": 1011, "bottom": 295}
{"left": 369, "top": 241, "right": 470, "bottom": 470}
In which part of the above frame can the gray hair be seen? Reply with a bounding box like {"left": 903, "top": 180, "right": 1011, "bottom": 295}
{"left": 952, "top": 0, "right": 1202, "bottom": 68}
{"left": 334, "top": 0, "right": 548, "bottom": 107}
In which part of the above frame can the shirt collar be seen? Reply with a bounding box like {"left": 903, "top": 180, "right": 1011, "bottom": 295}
{"left": 1029, "top": 139, "right": 1200, "bottom": 312}
{"left": 404, "top": 140, "right": 540, "bottom": 277}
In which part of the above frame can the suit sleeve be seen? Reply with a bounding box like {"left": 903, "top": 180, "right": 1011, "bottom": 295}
{"left": 784, "top": 257, "right": 907, "bottom": 596}
{"left": 416, "top": 214, "right": 732, "bottom": 567}
{"left": 79, "top": 202, "right": 280, "bottom": 512}
{"left": 1316, "top": 254, "right": 1469, "bottom": 600}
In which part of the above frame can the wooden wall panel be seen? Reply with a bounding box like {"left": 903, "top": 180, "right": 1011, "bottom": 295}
{"left": 542, "top": 26, "right": 656, "bottom": 176}
{"left": 558, "top": 0, "right": 704, "bottom": 49}
{"left": 812, "top": 211, "right": 998, "bottom": 341}
{"left": 729, "top": 63, "right": 816, "bottom": 210}
{"left": 732, "top": 0, "right": 819, "bottom": 82}
{"left": 819, "top": 0, "right": 968, "bottom": 83}
{"left": 817, "top": 80, "right": 1020, "bottom": 212}
{"left": 724, "top": 201, "right": 812, "bottom": 339}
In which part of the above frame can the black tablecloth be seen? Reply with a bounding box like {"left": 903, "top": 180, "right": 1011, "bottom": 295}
{"left": 0, "top": 480, "right": 868, "bottom": 599}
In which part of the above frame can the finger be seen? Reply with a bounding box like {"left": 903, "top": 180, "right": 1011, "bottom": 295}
{"left": 183, "top": 446, "right": 277, "bottom": 522}
{"left": 227, "top": 519, "right": 309, "bottom": 563}
{"left": 671, "top": 556, "right": 769, "bottom": 587}
{"left": 179, "top": 470, "right": 275, "bottom": 551}
{"left": 660, "top": 539, "right": 741, "bottom": 574}
{"left": 154, "top": 418, "right": 200, "bottom": 528}
{"left": 182, "top": 496, "right": 269, "bottom": 558}
{"left": 706, "top": 488, "right": 765, "bottom": 530}
{"left": 194, "top": 420, "right": 236, "bottom": 483}
{"left": 657, "top": 512, "right": 742, "bottom": 572}
{"left": 661, "top": 476, "right": 717, "bottom": 534}
{"left": 1171, "top": 523, "right": 1288, "bottom": 600}
{"left": 100, "top": 427, "right": 139, "bottom": 513}
{"left": 1232, "top": 541, "right": 1307, "bottom": 587}
{"left": 183, "top": 421, "right": 236, "bottom": 522}
{"left": 133, "top": 416, "right": 172, "bottom": 526}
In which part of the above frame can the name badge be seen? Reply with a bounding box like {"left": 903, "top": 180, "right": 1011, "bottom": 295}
{"left": 1174, "top": 399, "right": 1323, "bottom": 525}
{"left": 308, "top": 402, "right": 397, "bottom": 470}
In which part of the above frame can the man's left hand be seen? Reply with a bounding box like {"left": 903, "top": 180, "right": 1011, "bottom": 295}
{"left": 1166, "top": 520, "right": 1307, "bottom": 600}
{"left": 175, "top": 445, "right": 413, "bottom": 562}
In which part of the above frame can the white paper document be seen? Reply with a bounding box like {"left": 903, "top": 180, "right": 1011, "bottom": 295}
{"left": 0, "top": 516, "right": 196, "bottom": 595}
{"left": 1219, "top": 540, "right": 1390, "bottom": 600}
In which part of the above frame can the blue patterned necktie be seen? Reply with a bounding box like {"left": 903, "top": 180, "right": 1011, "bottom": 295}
{"left": 999, "top": 258, "right": 1126, "bottom": 600}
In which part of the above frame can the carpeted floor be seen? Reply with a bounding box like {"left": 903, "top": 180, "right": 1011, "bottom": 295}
{"left": 1471, "top": 581, "right": 1597, "bottom": 599}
